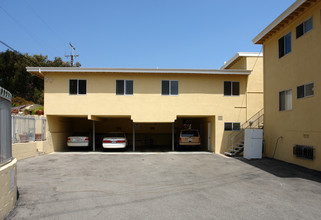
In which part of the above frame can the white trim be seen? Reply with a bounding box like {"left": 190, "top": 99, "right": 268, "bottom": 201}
{"left": 69, "top": 79, "right": 87, "bottom": 95}
{"left": 116, "top": 79, "right": 134, "bottom": 96}
{"left": 221, "top": 52, "right": 263, "bottom": 69}
{"left": 253, "top": 0, "right": 307, "bottom": 44}
{"left": 161, "top": 80, "right": 179, "bottom": 96}
{"left": 26, "top": 67, "right": 251, "bottom": 78}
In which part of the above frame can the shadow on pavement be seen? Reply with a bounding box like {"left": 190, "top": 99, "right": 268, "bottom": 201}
{"left": 235, "top": 156, "right": 321, "bottom": 183}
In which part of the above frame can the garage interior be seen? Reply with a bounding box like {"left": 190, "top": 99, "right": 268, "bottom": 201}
{"left": 47, "top": 115, "right": 214, "bottom": 152}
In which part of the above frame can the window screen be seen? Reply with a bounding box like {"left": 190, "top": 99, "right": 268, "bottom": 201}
{"left": 171, "top": 81, "right": 178, "bottom": 95}
{"left": 233, "top": 123, "right": 240, "bottom": 131}
{"left": 69, "top": 80, "right": 78, "bottom": 95}
{"left": 78, "top": 80, "right": 86, "bottom": 95}
{"left": 224, "top": 81, "right": 231, "bottom": 96}
{"left": 279, "top": 32, "right": 291, "bottom": 58}
{"left": 297, "top": 17, "right": 313, "bottom": 38}
{"left": 232, "top": 82, "right": 240, "bottom": 96}
{"left": 297, "top": 83, "right": 314, "bottom": 99}
{"left": 162, "top": 80, "right": 170, "bottom": 95}
{"left": 305, "top": 83, "right": 314, "bottom": 97}
{"left": 279, "top": 89, "right": 292, "bottom": 111}
{"left": 116, "top": 80, "right": 125, "bottom": 95}
{"left": 162, "top": 80, "right": 179, "bottom": 95}
{"left": 126, "top": 80, "right": 133, "bottom": 95}
{"left": 224, "top": 123, "right": 232, "bottom": 131}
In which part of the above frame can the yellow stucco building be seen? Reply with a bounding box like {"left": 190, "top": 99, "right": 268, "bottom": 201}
{"left": 254, "top": 0, "right": 321, "bottom": 170}
{"left": 27, "top": 52, "right": 263, "bottom": 154}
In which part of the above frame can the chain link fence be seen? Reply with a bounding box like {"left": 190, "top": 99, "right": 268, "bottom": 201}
{"left": 12, "top": 115, "right": 46, "bottom": 143}
{"left": 0, "top": 86, "right": 12, "bottom": 164}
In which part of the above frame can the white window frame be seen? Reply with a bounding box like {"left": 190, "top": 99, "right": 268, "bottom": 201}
{"left": 224, "top": 122, "right": 241, "bottom": 131}
{"left": 69, "top": 79, "right": 87, "bottom": 95}
{"left": 297, "top": 82, "right": 314, "bottom": 99}
{"left": 224, "top": 81, "right": 240, "bottom": 96}
{"left": 116, "top": 80, "right": 134, "bottom": 96}
{"left": 279, "top": 32, "right": 292, "bottom": 58}
{"left": 279, "top": 89, "right": 292, "bottom": 111}
{"left": 161, "top": 80, "right": 179, "bottom": 96}
{"left": 296, "top": 17, "right": 313, "bottom": 39}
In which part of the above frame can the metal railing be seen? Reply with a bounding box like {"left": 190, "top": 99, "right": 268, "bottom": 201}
{"left": 0, "top": 86, "right": 12, "bottom": 165}
{"left": 0, "top": 86, "right": 12, "bottom": 102}
{"left": 226, "top": 108, "right": 264, "bottom": 153}
{"left": 12, "top": 115, "right": 47, "bottom": 143}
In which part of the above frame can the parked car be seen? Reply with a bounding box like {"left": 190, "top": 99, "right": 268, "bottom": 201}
{"left": 67, "top": 132, "right": 90, "bottom": 148}
{"left": 102, "top": 133, "right": 127, "bottom": 149}
{"left": 179, "top": 129, "right": 201, "bottom": 147}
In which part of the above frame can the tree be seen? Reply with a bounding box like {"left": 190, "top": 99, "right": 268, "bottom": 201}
{"left": 0, "top": 50, "right": 81, "bottom": 105}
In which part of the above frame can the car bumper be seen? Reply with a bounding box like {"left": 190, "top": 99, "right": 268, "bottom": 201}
{"left": 67, "top": 142, "right": 89, "bottom": 147}
{"left": 102, "top": 143, "right": 126, "bottom": 149}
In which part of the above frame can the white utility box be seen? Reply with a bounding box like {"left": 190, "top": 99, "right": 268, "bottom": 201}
{"left": 244, "top": 129, "right": 263, "bottom": 159}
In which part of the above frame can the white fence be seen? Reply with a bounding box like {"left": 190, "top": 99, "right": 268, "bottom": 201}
{"left": 12, "top": 115, "right": 46, "bottom": 143}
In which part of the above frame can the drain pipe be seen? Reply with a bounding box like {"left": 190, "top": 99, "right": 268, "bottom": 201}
{"left": 273, "top": 136, "right": 283, "bottom": 158}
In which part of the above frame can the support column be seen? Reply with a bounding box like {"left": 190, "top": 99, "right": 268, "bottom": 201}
{"left": 93, "top": 120, "right": 95, "bottom": 152}
{"left": 172, "top": 123, "right": 175, "bottom": 151}
{"left": 133, "top": 123, "right": 135, "bottom": 152}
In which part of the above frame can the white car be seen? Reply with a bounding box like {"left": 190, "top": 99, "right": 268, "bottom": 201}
{"left": 67, "top": 133, "right": 90, "bottom": 147}
{"left": 102, "top": 133, "right": 127, "bottom": 149}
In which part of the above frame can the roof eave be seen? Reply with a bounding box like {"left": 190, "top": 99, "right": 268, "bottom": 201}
{"left": 253, "top": 0, "right": 307, "bottom": 44}
{"left": 26, "top": 67, "right": 252, "bottom": 76}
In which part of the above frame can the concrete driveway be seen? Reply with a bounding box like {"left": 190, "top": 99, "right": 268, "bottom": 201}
{"left": 6, "top": 153, "right": 321, "bottom": 220}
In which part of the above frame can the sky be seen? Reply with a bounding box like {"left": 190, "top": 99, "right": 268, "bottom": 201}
{"left": 0, "top": 0, "right": 295, "bottom": 69}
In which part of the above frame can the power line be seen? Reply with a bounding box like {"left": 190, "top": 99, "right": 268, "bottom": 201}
{"left": 23, "top": 0, "right": 66, "bottom": 46}
{"left": 0, "top": 40, "right": 40, "bottom": 67}
{"left": 0, "top": 4, "right": 60, "bottom": 56}
{"left": 251, "top": 46, "right": 263, "bottom": 71}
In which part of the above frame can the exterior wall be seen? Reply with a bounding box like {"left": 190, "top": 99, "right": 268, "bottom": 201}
{"left": 43, "top": 71, "right": 261, "bottom": 153}
{"left": 0, "top": 159, "right": 17, "bottom": 220}
{"left": 263, "top": 1, "right": 321, "bottom": 170}
{"left": 225, "top": 56, "right": 264, "bottom": 120}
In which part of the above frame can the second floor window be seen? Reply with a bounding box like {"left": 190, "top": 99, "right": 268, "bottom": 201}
{"left": 279, "top": 32, "right": 291, "bottom": 58}
{"left": 279, "top": 89, "right": 292, "bottom": 111}
{"left": 116, "top": 80, "right": 133, "bottom": 95}
{"left": 162, "top": 80, "right": 178, "bottom": 95}
{"left": 296, "top": 17, "right": 313, "bottom": 39}
{"left": 297, "top": 82, "right": 314, "bottom": 99}
{"left": 224, "top": 81, "right": 240, "bottom": 96}
{"left": 69, "top": 79, "right": 86, "bottom": 95}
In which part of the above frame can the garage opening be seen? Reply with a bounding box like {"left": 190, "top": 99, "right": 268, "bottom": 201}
{"left": 133, "top": 123, "right": 172, "bottom": 152}
{"left": 47, "top": 115, "right": 214, "bottom": 152}
{"left": 175, "top": 116, "right": 214, "bottom": 152}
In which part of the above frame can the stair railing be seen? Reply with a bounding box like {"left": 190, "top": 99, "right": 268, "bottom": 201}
{"left": 225, "top": 108, "right": 264, "bottom": 152}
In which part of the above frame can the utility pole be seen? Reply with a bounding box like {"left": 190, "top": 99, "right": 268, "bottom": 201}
{"left": 65, "top": 42, "right": 79, "bottom": 66}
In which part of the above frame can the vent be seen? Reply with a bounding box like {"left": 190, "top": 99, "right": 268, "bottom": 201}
{"left": 293, "top": 145, "right": 314, "bottom": 160}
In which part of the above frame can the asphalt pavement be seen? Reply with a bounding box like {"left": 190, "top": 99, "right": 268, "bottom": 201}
{"left": 6, "top": 152, "right": 321, "bottom": 220}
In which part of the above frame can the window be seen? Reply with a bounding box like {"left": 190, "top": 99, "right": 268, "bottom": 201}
{"left": 224, "top": 122, "right": 241, "bottom": 131}
{"left": 162, "top": 80, "right": 178, "bottom": 95}
{"left": 297, "top": 82, "right": 314, "bottom": 99}
{"left": 279, "top": 89, "right": 292, "bottom": 111}
{"left": 69, "top": 79, "right": 86, "bottom": 95}
{"left": 116, "top": 80, "right": 133, "bottom": 95}
{"left": 296, "top": 17, "right": 313, "bottom": 39}
{"left": 279, "top": 32, "right": 291, "bottom": 58}
{"left": 224, "top": 81, "right": 240, "bottom": 96}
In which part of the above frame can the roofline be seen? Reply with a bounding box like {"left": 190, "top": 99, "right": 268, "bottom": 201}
{"left": 253, "top": 0, "right": 306, "bottom": 44}
{"left": 220, "top": 52, "right": 263, "bottom": 70}
{"left": 26, "top": 67, "right": 252, "bottom": 79}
